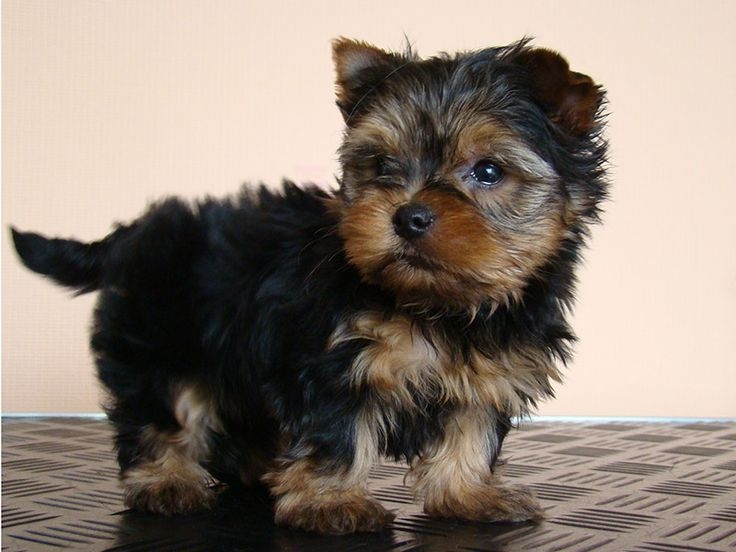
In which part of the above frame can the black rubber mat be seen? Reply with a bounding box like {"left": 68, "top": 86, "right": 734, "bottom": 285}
{"left": 2, "top": 418, "right": 735, "bottom": 551}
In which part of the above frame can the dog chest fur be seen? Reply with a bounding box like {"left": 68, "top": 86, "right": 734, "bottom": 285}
{"left": 329, "top": 310, "right": 562, "bottom": 417}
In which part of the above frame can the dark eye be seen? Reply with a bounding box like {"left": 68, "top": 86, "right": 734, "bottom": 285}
{"left": 375, "top": 156, "right": 390, "bottom": 177}
{"left": 470, "top": 160, "right": 504, "bottom": 187}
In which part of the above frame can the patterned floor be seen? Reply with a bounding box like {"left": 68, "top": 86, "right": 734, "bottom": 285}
{"left": 2, "top": 417, "right": 735, "bottom": 551}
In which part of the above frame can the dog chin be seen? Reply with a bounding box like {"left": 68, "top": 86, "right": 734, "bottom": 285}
{"left": 396, "top": 250, "right": 441, "bottom": 271}
{"left": 372, "top": 257, "right": 455, "bottom": 303}
{"left": 373, "top": 251, "right": 440, "bottom": 282}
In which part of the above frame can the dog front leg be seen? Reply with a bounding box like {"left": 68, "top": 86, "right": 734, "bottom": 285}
{"left": 413, "top": 408, "right": 544, "bottom": 523}
{"left": 263, "top": 415, "right": 394, "bottom": 534}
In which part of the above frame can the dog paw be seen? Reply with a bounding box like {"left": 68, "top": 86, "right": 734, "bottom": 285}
{"left": 482, "top": 484, "right": 545, "bottom": 522}
{"left": 275, "top": 492, "right": 394, "bottom": 534}
{"left": 424, "top": 484, "right": 544, "bottom": 523}
{"left": 123, "top": 469, "right": 216, "bottom": 515}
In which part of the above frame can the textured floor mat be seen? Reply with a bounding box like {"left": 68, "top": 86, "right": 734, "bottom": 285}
{"left": 2, "top": 418, "right": 735, "bottom": 551}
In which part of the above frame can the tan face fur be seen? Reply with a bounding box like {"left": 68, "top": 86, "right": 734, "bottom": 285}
{"left": 337, "top": 111, "right": 569, "bottom": 309}
{"left": 331, "top": 39, "right": 604, "bottom": 311}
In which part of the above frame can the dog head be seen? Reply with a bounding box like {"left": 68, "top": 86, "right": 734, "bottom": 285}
{"left": 332, "top": 39, "right": 607, "bottom": 310}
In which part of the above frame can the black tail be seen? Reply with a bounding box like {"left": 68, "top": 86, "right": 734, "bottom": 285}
{"left": 10, "top": 227, "right": 106, "bottom": 294}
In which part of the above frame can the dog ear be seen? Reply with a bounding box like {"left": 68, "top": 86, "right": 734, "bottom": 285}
{"left": 332, "top": 38, "right": 406, "bottom": 123}
{"left": 516, "top": 48, "right": 603, "bottom": 136}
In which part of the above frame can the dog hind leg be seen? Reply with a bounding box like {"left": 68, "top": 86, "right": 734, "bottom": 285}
{"left": 117, "top": 384, "right": 220, "bottom": 515}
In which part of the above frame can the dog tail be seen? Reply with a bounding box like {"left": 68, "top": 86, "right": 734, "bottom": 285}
{"left": 10, "top": 227, "right": 107, "bottom": 294}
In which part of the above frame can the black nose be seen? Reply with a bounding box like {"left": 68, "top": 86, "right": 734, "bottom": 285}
{"left": 392, "top": 203, "right": 436, "bottom": 240}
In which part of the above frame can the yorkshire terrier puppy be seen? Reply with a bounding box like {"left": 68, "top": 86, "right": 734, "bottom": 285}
{"left": 11, "top": 38, "right": 607, "bottom": 534}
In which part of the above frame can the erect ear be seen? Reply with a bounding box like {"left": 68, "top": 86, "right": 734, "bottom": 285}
{"left": 516, "top": 48, "right": 603, "bottom": 136}
{"left": 332, "top": 38, "right": 407, "bottom": 123}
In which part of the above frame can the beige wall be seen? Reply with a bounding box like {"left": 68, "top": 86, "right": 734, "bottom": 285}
{"left": 3, "top": 0, "right": 735, "bottom": 417}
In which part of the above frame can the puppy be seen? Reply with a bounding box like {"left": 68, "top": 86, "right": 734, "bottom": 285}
{"left": 11, "top": 38, "right": 607, "bottom": 534}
